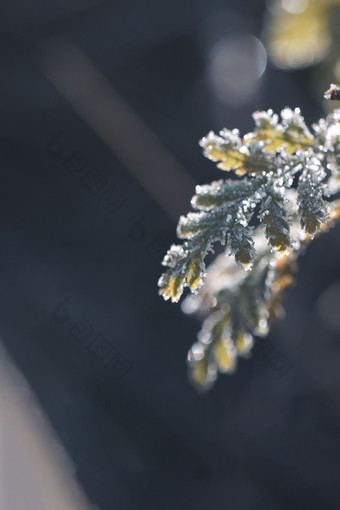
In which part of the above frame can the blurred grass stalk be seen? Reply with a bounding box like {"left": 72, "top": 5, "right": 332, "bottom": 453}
{"left": 0, "top": 342, "right": 91, "bottom": 510}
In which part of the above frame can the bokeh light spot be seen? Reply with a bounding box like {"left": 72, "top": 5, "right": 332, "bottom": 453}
{"left": 209, "top": 34, "right": 267, "bottom": 105}
{"left": 282, "top": 0, "right": 309, "bottom": 15}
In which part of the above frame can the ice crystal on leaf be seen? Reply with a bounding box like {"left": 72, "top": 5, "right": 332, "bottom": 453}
{"left": 324, "top": 84, "right": 340, "bottom": 101}
{"left": 158, "top": 94, "right": 340, "bottom": 389}
{"left": 247, "top": 107, "right": 314, "bottom": 154}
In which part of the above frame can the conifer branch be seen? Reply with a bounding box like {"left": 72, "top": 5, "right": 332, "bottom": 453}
{"left": 159, "top": 87, "right": 340, "bottom": 389}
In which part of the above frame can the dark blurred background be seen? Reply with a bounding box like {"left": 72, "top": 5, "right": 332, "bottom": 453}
{"left": 1, "top": 0, "right": 340, "bottom": 509}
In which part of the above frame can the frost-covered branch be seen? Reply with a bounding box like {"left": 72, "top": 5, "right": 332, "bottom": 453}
{"left": 158, "top": 90, "right": 340, "bottom": 389}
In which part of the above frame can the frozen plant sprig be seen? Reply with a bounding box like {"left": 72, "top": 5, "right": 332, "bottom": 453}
{"left": 159, "top": 105, "right": 339, "bottom": 302}
{"left": 324, "top": 83, "right": 340, "bottom": 101}
{"left": 158, "top": 92, "right": 340, "bottom": 389}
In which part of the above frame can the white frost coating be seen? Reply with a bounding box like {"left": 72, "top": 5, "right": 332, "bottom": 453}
{"left": 297, "top": 151, "right": 329, "bottom": 231}
{"left": 252, "top": 108, "right": 279, "bottom": 129}
{"left": 280, "top": 107, "right": 313, "bottom": 139}
{"left": 162, "top": 245, "right": 186, "bottom": 268}
{"left": 199, "top": 128, "right": 241, "bottom": 162}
